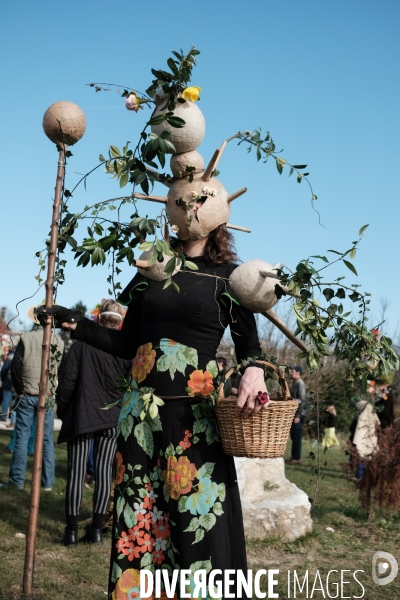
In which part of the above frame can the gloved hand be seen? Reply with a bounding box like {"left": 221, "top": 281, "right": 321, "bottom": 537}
{"left": 36, "top": 305, "right": 83, "bottom": 328}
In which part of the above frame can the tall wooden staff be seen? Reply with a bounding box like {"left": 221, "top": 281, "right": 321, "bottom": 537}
{"left": 23, "top": 101, "right": 86, "bottom": 595}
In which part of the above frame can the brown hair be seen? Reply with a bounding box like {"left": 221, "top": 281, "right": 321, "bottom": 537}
{"left": 326, "top": 404, "right": 337, "bottom": 416}
{"left": 99, "top": 299, "right": 125, "bottom": 330}
{"left": 171, "top": 224, "right": 238, "bottom": 265}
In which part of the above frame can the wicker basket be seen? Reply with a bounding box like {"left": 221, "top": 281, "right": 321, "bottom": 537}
{"left": 215, "top": 360, "right": 299, "bottom": 458}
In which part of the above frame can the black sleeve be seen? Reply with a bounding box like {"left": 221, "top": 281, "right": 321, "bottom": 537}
{"left": 71, "top": 302, "right": 140, "bottom": 360}
{"left": 1, "top": 360, "right": 10, "bottom": 382}
{"left": 11, "top": 340, "right": 25, "bottom": 395}
{"left": 229, "top": 303, "right": 262, "bottom": 363}
{"left": 56, "top": 342, "right": 82, "bottom": 418}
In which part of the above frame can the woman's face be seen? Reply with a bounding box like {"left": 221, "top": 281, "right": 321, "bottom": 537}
{"left": 192, "top": 198, "right": 206, "bottom": 218}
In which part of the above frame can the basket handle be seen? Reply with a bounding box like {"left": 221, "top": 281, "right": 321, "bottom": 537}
{"left": 216, "top": 360, "right": 291, "bottom": 405}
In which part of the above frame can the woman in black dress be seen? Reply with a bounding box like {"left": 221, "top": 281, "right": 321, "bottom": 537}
{"left": 41, "top": 224, "right": 268, "bottom": 599}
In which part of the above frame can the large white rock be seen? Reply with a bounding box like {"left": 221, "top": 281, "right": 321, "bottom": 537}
{"left": 235, "top": 457, "right": 312, "bottom": 541}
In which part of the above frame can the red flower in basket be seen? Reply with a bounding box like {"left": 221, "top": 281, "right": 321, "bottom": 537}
{"left": 257, "top": 391, "right": 270, "bottom": 406}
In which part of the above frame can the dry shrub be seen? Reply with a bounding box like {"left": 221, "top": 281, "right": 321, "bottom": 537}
{"left": 345, "top": 426, "right": 400, "bottom": 516}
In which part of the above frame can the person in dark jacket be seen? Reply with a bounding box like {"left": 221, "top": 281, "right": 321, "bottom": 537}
{"left": 57, "top": 299, "right": 132, "bottom": 547}
{"left": 1, "top": 351, "right": 15, "bottom": 425}
{"left": 286, "top": 365, "right": 307, "bottom": 464}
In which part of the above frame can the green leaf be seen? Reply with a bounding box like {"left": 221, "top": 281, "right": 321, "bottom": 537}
{"left": 185, "top": 260, "right": 199, "bottom": 271}
{"left": 116, "top": 497, "right": 125, "bottom": 519}
{"left": 119, "top": 172, "right": 129, "bottom": 188}
{"left": 213, "top": 501, "right": 224, "bottom": 516}
{"left": 199, "top": 513, "right": 216, "bottom": 532}
{"left": 139, "top": 241, "right": 154, "bottom": 251}
{"left": 99, "top": 154, "right": 106, "bottom": 162}
{"left": 343, "top": 259, "right": 358, "bottom": 276}
{"left": 178, "top": 496, "right": 188, "bottom": 513}
{"left": 111, "top": 561, "right": 122, "bottom": 583}
{"left": 349, "top": 248, "right": 357, "bottom": 259}
{"left": 217, "top": 483, "right": 226, "bottom": 502}
{"left": 359, "top": 224, "right": 369, "bottom": 236}
{"left": 197, "top": 462, "right": 215, "bottom": 480}
{"left": 323, "top": 288, "right": 334, "bottom": 301}
{"left": 184, "top": 517, "right": 200, "bottom": 532}
{"left": 311, "top": 255, "right": 329, "bottom": 263}
{"left": 166, "top": 116, "right": 186, "bottom": 128}
{"left": 335, "top": 288, "right": 346, "bottom": 299}
{"left": 140, "top": 552, "right": 153, "bottom": 568}
{"left": 205, "top": 360, "right": 218, "bottom": 379}
{"left": 192, "top": 528, "right": 205, "bottom": 544}
{"left": 148, "top": 114, "right": 167, "bottom": 126}
{"left": 134, "top": 421, "right": 154, "bottom": 458}
{"left": 164, "top": 257, "right": 177, "bottom": 275}
{"left": 110, "top": 145, "right": 121, "bottom": 158}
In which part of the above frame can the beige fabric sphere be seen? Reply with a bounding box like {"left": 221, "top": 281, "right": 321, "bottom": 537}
{"left": 137, "top": 250, "right": 180, "bottom": 281}
{"left": 166, "top": 173, "right": 230, "bottom": 241}
{"left": 43, "top": 101, "right": 86, "bottom": 145}
{"left": 229, "top": 260, "right": 280, "bottom": 313}
{"left": 151, "top": 101, "right": 205, "bottom": 153}
{"left": 170, "top": 151, "right": 204, "bottom": 178}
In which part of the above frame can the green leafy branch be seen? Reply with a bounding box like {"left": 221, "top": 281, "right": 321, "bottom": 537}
{"left": 274, "top": 225, "right": 399, "bottom": 386}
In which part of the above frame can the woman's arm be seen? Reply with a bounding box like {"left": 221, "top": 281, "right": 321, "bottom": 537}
{"left": 71, "top": 305, "right": 139, "bottom": 360}
{"left": 229, "top": 302, "right": 269, "bottom": 418}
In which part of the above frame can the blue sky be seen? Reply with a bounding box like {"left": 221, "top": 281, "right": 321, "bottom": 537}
{"left": 1, "top": 1, "right": 399, "bottom": 336}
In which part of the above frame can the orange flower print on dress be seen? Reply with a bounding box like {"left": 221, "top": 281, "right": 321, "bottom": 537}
{"left": 115, "top": 452, "right": 126, "bottom": 485}
{"left": 179, "top": 430, "right": 193, "bottom": 450}
{"left": 137, "top": 532, "right": 155, "bottom": 553}
{"left": 163, "top": 456, "right": 197, "bottom": 500}
{"left": 111, "top": 568, "right": 141, "bottom": 600}
{"left": 131, "top": 343, "right": 156, "bottom": 383}
{"left": 187, "top": 370, "right": 215, "bottom": 397}
{"left": 137, "top": 512, "right": 152, "bottom": 531}
{"left": 152, "top": 548, "right": 165, "bottom": 564}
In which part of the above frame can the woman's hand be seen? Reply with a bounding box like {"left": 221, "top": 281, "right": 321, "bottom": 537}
{"left": 36, "top": 305, "right": 82, "bottom": 330}
{"left": 235, "top": 366, "right": 269, "bottom": 418}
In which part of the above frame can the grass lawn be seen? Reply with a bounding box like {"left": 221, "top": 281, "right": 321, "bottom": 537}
{"left": 0, "top": 429, "right": 399, "bottom": 599}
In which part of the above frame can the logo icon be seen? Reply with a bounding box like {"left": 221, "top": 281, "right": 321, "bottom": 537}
{"left": 372, "top": 552, "right": 398, "bottom": 586}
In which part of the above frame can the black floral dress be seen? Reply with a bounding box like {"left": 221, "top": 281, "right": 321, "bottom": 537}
{"left": 72, "top": 257, "right": 261, "bottom": 599}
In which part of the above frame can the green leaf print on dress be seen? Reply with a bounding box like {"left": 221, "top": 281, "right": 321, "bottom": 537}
{"left": 157, "top": 338, "right": 198, "bottom": 380}
{"left": 134, "top": 421, "right": 154, "bottom": 458}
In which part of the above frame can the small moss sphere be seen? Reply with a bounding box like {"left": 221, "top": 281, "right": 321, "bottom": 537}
{"left": 43, "top": 101, "right": 86, "bottom": 145}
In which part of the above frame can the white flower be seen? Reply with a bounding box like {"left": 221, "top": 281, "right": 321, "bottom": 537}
{"left": 191, "top": 190, "right": 198, "bottom": 198}
{"left": 147, "top": 489, "right": 158, "bottom": 500}
{"left": 209, "top": 188, "right": 218, "bottom": 196}
{"left": 151, "top": 507, "right": 164, "bottom": 523}
{"left": 154, "top": 537, "right": 168, "bottom": 551}
{"left": 133, "top": 502, "right": 146, "bottom": 515}
{"left": 202, "top": 186, "right": 210, "bottom": 194}
{"left": 171, "top": 224, "right": 179, "bottom": 233}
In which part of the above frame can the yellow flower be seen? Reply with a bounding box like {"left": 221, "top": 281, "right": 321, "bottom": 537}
{"left": 112, "top": 568, "right": 141, "bottom": 599}
{"left": 163, "top": 456, "right": 197, "bottom": 500}
{"left": 131, "top": 343, "right": 156, "bottom": 383}
{"left": 182, "top": 86, "right": 202, "bottom": 102}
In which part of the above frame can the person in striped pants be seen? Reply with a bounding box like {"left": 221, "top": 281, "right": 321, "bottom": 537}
{"left": 56, "top": 300, "right": 132, "bottom": 547}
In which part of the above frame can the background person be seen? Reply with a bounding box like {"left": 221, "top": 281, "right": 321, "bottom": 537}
{"left": 322, "top": 404, "right": 340, "bottom": 448}
{"left": 1, "top": 350, "right": 15, "bottom": 426}
{"left": 56, "top": 299, "right": 131, "bottom": 547}
{"left": 286, "top": 365, "right": 307, "bottom": 465}
{"left": 0, "top": 308, "right": 64, "bottom": 490}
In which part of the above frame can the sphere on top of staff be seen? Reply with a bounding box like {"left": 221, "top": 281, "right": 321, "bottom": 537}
{"left": 43, "top": 101, "right": 86, "bottom": 146}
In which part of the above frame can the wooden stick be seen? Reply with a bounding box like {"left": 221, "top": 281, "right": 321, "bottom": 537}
{"left": 227, "top": 187, "right": 247, "bottom": 203}
{"left": 133, "top": 193, "right": 168, "bottom": 204}
{"left": 226, "top": 223, "right": 251, "bottom": 233}
{"left": 145, "top": 166, "right": 172, "bottom": 188}
{"left": 23, "top": 145, "right": 66, "bottom": 595}
{"left": 262, "top": 309, "right": 308, "bottom": 353}
{"left": 203, "top": 141, "right": 227, "bottom": 181}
